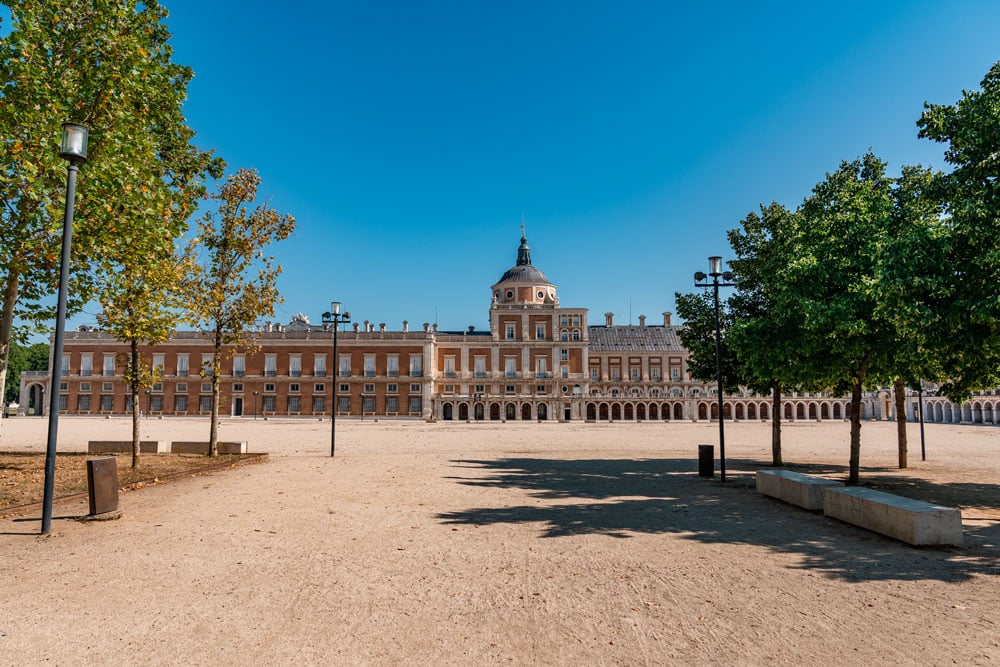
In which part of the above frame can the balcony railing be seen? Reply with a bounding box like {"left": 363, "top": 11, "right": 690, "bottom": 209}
{"left": 232, "top": 370, "right": 243, "bottom": 377}
{"left": 410, "top": 370, "right": 423, "bottom": 377}
{"left": 315, "top": 370, "right": 326, "bottom": 377}
{"left": 290, "top": 370, "right": 301, "bottom": 377}
{"left": 265, "top": 370, "right": 276, "bottom": 377}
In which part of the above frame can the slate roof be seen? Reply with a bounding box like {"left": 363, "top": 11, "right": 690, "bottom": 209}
{"left": 587, "top": 325, "right": 686, "bottom": 352}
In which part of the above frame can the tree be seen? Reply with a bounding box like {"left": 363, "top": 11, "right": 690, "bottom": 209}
{"left": 183, "top": 169, "right": 295, "bottom": 455}
{"left": 0, "top": 0, "right": 220, "bottom": 427}
{"left": 916, "top": 60, "right": 1000, "bottom": 400}
{"left": 726, "top": 202, "right": 805, "bottom": 467}
{"left": 674, "top": 290, "right": 742, "bottom": 394}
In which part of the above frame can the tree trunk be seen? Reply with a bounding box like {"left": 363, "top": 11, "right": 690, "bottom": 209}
{"left": 131, "top": 339, "right": 141, "bottom": 469}
{"left": 0, "top": 271, "right": 21, "bottom": 432}
{"left": 893, "top": 377, "right": 908, "bottom": 469}
{"left": 771, "top": 383, "right": 783, "bottom": 466}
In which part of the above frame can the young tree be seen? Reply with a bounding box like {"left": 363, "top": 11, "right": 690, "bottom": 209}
{"left": 726, "top": 202, "right": 805, "bottom": 467}
{"left": 184, "top": 169, "right": 295, "bottom": 455}
{"left": 674, "top": 290, "right": 742, "bottom": 394}
{"left": 3, "top": 341, "right": 49, "bottom": 404}
{"left": 916, "top": 61, "right": 1000, "bottom": 399}
{"left": 0, "top": 0, "right": 220, "bottom": 423}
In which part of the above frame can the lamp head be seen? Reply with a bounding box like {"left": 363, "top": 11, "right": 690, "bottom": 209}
{"left": 694, "top": 271, "right": 707, "bottom": 282}
{"left": 708, "top": 256, "right": 723, "bottom": 277}
{"left": 331, "top": 301, "right": 341, "bottom": 315}
{"left": 59, "top": 123, "right": 88, "bottom": 163}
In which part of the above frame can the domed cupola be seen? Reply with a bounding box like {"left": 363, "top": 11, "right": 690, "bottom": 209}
{"left": 491, "top": 227, "right": 559, "bottom": 308}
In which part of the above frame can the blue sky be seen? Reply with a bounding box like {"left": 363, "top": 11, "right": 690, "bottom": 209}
{"left": 29, "top": 2, "right": 1000, "bottom": 332}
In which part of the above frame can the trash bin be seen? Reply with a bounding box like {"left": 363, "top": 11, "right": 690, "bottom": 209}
{"left": 698, "top": 444, "right": 714, "bottom": 478}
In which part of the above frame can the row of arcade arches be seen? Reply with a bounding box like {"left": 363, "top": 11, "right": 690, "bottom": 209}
{"left": 440, "top": 401, "right": 551, "bottom": 421}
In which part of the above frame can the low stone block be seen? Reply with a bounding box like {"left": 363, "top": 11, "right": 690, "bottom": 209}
{"left": 823, "top": 486, "right": 963, "bottom": 546}
{"left": 756, "top": 469, "right": 844, "bottom": 510}
{"left": 169, "top": 441, "right": 248, "bottom": 454}
{"left": 88, "top": 440, "right": 165, "bottom": 454}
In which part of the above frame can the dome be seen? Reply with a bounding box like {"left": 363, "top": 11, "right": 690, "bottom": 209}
{"left": 498, "top": 263, "right": 550, "bottom": 284}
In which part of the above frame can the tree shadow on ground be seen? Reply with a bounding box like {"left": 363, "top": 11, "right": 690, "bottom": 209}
{"left": 438, "top": 457, "right": 1000, "bottom": 583}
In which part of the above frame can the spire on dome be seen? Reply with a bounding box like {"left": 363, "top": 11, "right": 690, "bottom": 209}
{"left": 516, "top": 217, "right": 531, "bottom": 266}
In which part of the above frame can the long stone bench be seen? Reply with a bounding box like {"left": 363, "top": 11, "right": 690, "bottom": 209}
{"left": 823, "top": 486, "right": 963, "bottom": 546}
{"left": 169, "top": 441, "right": 248, "bottom": 454}
{"left": 88, "top": 440, "right": 166, "bottom": 454}
{"left": 756, "top": 469, "right": 844, "bottom": 510}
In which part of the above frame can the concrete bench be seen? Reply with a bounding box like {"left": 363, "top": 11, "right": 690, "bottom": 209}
{"left": 88, "top": 440, "right": 166, "bottom": 454}
{"left": 823, "top": 486, "right": 963, "bottom": 546}
{"left": 756, "top": 469, "right": 844, "bottom": 510}
{"left": 169, "top": 441, "right": 248, "bottom": 454}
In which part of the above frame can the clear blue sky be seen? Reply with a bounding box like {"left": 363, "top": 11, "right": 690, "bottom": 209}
{"left": 40, "top": 2, "right": 1000, "bottom": 331}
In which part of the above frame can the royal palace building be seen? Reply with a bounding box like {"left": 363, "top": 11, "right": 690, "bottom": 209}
{"left": 17, "top": 233, "right": 997, "bottom": 426}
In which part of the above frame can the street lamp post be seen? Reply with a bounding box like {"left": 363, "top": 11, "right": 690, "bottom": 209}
{"left": 694, "top": 256, "right": 735, "bottom": 482}
{"left": 41, "top": 123, "right": 88, "bottom": 535}
{"left": 322, "top": 302, "right": 351, "bottom": 457}
{"left": 253, "top": 391, "right": 259, "bottom": 420}
{"left": 917, "top": 383, "right": 927, "bottom": 461}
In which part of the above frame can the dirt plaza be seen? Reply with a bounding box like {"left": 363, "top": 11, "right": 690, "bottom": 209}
{"left": 1, "top": 416, "right": 998, "bottom": 665}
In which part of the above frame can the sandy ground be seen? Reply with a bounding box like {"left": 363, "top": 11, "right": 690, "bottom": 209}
{"left": 1, "top": 415, "right": 998, "bottom": 666}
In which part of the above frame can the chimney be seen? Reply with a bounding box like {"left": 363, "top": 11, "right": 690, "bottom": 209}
{"left": 264, "top": 321, "right": 273, "bottom": 333}
{"left": 352, "top": 323, "right": 360, "bottom": 333}
{"left": 379, "top": 322, "right": 386, "bottom": 333}
{"left": 663, "top": 311, "right": 672, "bottom": 326}
{"left": 423, "top": 322, "right": 430, "bottom": 333}
{"left": 432, "top": 323, "right": 438, "bottom": 333}
{"left": 467, "top": 325, "right": 475, "bottom": 334}
{"left": 605, "top": 312, "right": 614, "bottom": 327}
{"left": 402, "top": 320, "right": 409, "bottom": 332}
{"left": 638, "top": 315, "right": 646, "bottom": 327}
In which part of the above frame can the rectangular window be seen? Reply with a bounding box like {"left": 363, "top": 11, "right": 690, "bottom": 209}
{"left": 150, "top": 395, "right": 163, "bottom": 411}
{"left": 340, "top": 383, "right": 349, "bottom": 393}
{"left": 232, "top": 383, "right": 243, "bottom": 393}
{"left": 314, "top": 383, "right": 325, "bottom": 393}
{"left": 474, "top": 384, "right": 485, "bottom": 393}
{"left": 59, "top": 395, "right": 68, "bottom": 411}
{"left": 201, "top": 382, "right": 212, "bottom": 393}
{"left": 443, "top": 385, "right": 454, "bottom": 394}
{"left": 201, "top": 353, "right": 214, "bottom": 376}
{"left": 153, "top": 353, "right": 165, "bottom": 374}
{"left": 561, "top": 366, "right": 568, "bottom": 379}
{"left": 339, "top": 354, "right": 351, "bottom": 377}
{"left": 338, "top": 396, "right": 350, "bottom": 412}
{"left": 560, "top": 349, "right": 569, "bottom": 361}
{"left": 535, "top": 324, "right": 545, "bottom": 340}
{"left": 410, "top": 383, "right": 421, "bottom": 393}
{"left": 387, "top": 383, "right": 398, "bottom": 393}
{"left": 610, "top": 368, "right": 621, "bottom": 381}
{"left": 362, "top": 396, "right": 375, "bottom": 413}
{"left": 126, "top": 395, "right": 134, "bottom": 412}
{"left": 505, "top": 323, "right": 516, "bottom": 340}
{"left": 264, "top": 383, "right": 275, "bottom": 393}
{"left": 409, "top": 355, "right": 422, "bottom": 377}
{"left": 200, "top": 396, "right": 212, "bottom": 412}
{"left": 176, "top": 382, "right": 187, "bottom": 393}
{"left": 102, "top": 382, "right": 113, "bottom": 392}
{"left": 572, "top": 330, "right": 581, "bottom": 341}
{"left": 78, "top": 395, "right": 92, "bottom": 411}
{"left": 590, "top": 368, "right": 599, "bottom": 380}
{"left": 536, "top": 385, "right": 546, "bottom": 394}
{"left": 671, "top": 368, "right": 681, "bottom": 382}
{"left": 535, "top": 357, "right": 547, "bottom": 378}
{"left": 262, "top": 396, "right": 275, "bottom": 412}
{"left": 152, "top": 382, "right": 163, "bottom": 392}
{"left": 61, "top": 354, "right": 70, "bottom": 376}
{"left": 386, "top": 396, "right": 398, "bottom": 413}
{"left": 572, "top": 315, "right": 580, "bottom": 326}
{"left": 289, "top": 354, "right": 301, "bottom": 377}
{"left": 103, "top": 354, "right": 115, "bottom": 376}
{"left": 80, "top": 382, "right": 91, "bottom": 392}
{"left": 631, "top": 368, "right": 641, "bottom": 380}
{"left": 444, "top": 356, "right": 456, "bottom": 378}
{"left": 363, "top": 383, "right": 375, "bottom": 393}
{"left": 312, "top": 396, "right": 325, "bottom": 413}
{"left": 101, "top": 395, "right": 113, "bottom": 411}
{"left": 314, "top": 354, "right": 326, "bottom": 377}
{"left": 387, "top": 355, "right": 399, "bottom": 377}
{"left": 289, "top": 383, "right": 300, "bottom": 393}
{"left": 177, "top": 353, "right": 190, "bottom": 377}
{"left": 504, "top": 357, "right": 516, "bottom": 378}
{"left": 232, "top": 354, "right": 244, "bottom": 377}
{"left": 408, "top": 396, "right": 422, "bottom": 413}
{"left": 264, "top": 354, "right": 277, "bottom": 377}
{"left": 560, "top": 315, "right": 568, "bottom": 326}
{"left": 651, "top": 368, "right": 661, "bottom": 381}
{"left": 59, "top": 381, "right": 68, "bottom": 392}
{"left": 288, "top": 396, "right": 301, "bottom": 412}
{"left": 80, "top": 353, "right": 93, "bottom": 376}
{"left": 474, "top": 356, "right": 486, "bottom": 378}
{"left": 505, "top": 385, "right": 515, "bottom": 394}
{"left": 175, "top": 395, "right": 188, "bottom": 412}
{"left": 364, "top": 354, "right": 376, "bottom": 377}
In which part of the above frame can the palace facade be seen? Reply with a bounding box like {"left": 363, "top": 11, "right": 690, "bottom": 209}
{"left": 17, "top": 233, "right": 997, "bottom": 426}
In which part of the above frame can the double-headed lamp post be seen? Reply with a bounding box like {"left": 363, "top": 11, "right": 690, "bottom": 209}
{"left": 694, "top": 256, "right": 735, "bottom": 482}
{"left": 41, "top": 123, "right": 88, "bottom": 535}
{"left": 322, "top": 302, "right": 351, "bottom": 457}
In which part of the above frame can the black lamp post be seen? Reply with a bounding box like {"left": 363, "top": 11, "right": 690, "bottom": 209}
{"left": 917, "top": 382, "right": 927, "bottom": 461}
{"left": 253, "top": 391, "right": 259, "bottom": 420}
{"left": 694, "top": 256, "right": 735, "bottom": 482}
{"left": 322, "top": 302, "right": 351, "bottom": 457}
{"left": 145, "top": 390, "right": 150, "bottom": 416}
{"left": 41, "top": 123, "right": 88, "bottom": 535}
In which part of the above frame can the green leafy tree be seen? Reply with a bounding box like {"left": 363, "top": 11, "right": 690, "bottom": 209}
{"left": 183, "top": 169, "right": 295, "bottom": 455}
{"left": 726, "top": 202, "right": 805, "bottom": 467}
{"left": 0, "top": 0, "right": 220, "bottom": 427}
{"left": 916, "top": 60, "right": 1000, "bottom": 400}
{"left": 674, "top": 290, "right": 742, "bottom": 396}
